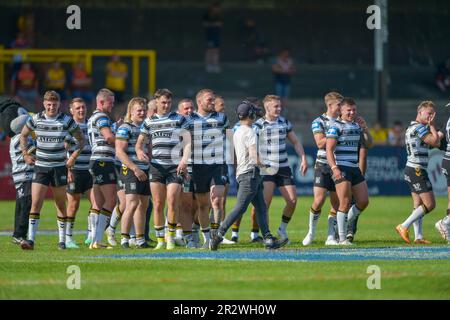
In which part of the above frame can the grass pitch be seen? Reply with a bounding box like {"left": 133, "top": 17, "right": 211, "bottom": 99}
{"left": 1, "top": 196, "right": 450, "bottom": 300}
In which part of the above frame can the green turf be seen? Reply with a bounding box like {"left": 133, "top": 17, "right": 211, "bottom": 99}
{"left": 1, "top": 196, "right": 449, "bottom": 299}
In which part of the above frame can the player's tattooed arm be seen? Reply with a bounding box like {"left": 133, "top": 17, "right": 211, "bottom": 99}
{"left": 19, "top": 124, "right": 35, "bottom": 165}
{"left": 136, "top": 133, "right": 150, "bottom": 162}
{"left": 67, "top": 127, "right": 85, "bottom": 169}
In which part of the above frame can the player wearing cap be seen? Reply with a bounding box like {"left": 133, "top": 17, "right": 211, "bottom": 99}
{"left": 396, "top": 101, "right": 443, "bottom": 244}
{"left": 20, "top": 90, "right": 85, "bottom": 250}
{"left": 210, "top": 101, "right": 288, "bottom": 251}
{"left": 436, "top": 101, "right": 450, "bottom": 244}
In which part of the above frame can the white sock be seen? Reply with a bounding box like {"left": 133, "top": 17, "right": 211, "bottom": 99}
{"left": 336, "top": 211, "right": 348, "bottom": 242}
{"left": 94, "top": 210, "right": 111, "bottom": 243}
{"left": 251, "top": 231, "right": 259, "bottom": 240}
{"left": 201, "top": 228, "right": 211, "bottom": 243}
{"left": 279, "top": 221, "right": 288, "bottom": 232}
{"left": 402, "top": 206, "right": 426, "bottom": 229}
{"left": 130, "top": 224, "right": 136, "bottom": 237}
{"left": 309, "top": 210, "right": 320, "bottom": 236}
{"left": 89, "top": 211, "right": 99, "bottom": 242}
{"left": 65, "top": 217, "right": 75, "bottom": 243}
{"left": 86, "top": 215, "right": 92, "bottom": 240}
{"left": 121, "top": 234, "right": 130, "bottom": 245}
{"left": 109, "top": 205, "right": 121, "bottom": 230}
{"left": 232, "top": 231, "right": 239, "bottom": 238}
{"left": 442, "top": 215, "right": 450, "bottom": 227}
{"left": 28, "top": 214, "right": 40, "bottom": 242}
{"left": 57, "top": 217, "right": 66, "bottom": 243}
{"left": 327, "top": 214, "right": 337, "bottom": 240}
{"left": 413, "top": 216, "right": 423, "bottom": 240}
{"left": 136, "top": 236, "right": 145, "bottom": 246}
{"left": 176, "top": 227, "right": 183, "bottom": 239}
{"left": 347, "top": 205, "right": 361, "bottom": 224}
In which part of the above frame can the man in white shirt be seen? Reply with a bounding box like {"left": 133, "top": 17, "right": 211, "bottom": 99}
{"left": 210, "top": 101, "right": 289, "bottom": 250}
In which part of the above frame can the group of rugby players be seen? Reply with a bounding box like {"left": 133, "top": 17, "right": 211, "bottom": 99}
{"left": 9, "top": 87, "right": 450, "bottom": 252}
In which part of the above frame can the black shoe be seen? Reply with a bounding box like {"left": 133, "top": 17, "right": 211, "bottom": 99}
{"left": 231, "top": 236, "right": 239, "bottom": 243}
{"left": 136, "top": 242, "right": 151, "bottom": 249}
{"left": 251, "top": 236, "right": 264, "bottom": 243}
{"left": 210, "top": 232, "right": 223, "bottom": 251}
{"left": 58, "top": 242, "right": 66, "bottom": 250}
{"left": 12, "top": 236, "right": 24, "bottom": 245}
{"left": 264, "top": 236, "right": 289, "bottom": 250}
{"left": 121, "top": 242, "right": 130, "bottom": 249}
{"left": 20, "top": 240, "right": 34, "bottom": 250}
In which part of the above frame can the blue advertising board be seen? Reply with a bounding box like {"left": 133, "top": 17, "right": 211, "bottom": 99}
{"left": 227, "top": 146, "right": 447, "bottom": 196}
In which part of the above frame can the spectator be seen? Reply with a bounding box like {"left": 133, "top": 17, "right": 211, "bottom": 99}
{"left": 11, "top": 62, "right": 40, "bottom": 111}
{"left": 203, "top": 2, "right": 223, "bottom": 73}
{"left": 272, "top": 48, "right": 296, "bottom": 108}
{"left": 241, "top": 18, "right": 269, "bottom": 63}
{"left": 10, "top": 32, "right": 30, "bottom": 74}
{"left": 105, "top": 55, "right": 128, "bottom": 103}
{"left": 370, "top": 121, "right": 389, "bottom": 145}
{"left": 436, "top": 59, "right": 450, "bottom": 92}
{"left": 45, "top": 61, "right": 67, "bottom": 103}
{"left": 388, "top": 120, "right": 405, "bottom": 146}
{"left": 71, "top": 61, "right": 94, "bottom": 107}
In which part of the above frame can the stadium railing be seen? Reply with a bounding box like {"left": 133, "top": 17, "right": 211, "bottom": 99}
{"left": 0, "top": 47, "right": 156, "bottom": 96}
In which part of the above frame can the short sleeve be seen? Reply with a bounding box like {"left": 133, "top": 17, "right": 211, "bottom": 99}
{"left": 326, "top": 126, "right": 340, "bottom": 139}
{"left": 285, "top": 119, "right": 293, "bottom": 133}
{"left": 141, "top": 118, "right": 154, "bottom": 136}
{"left": 311, "top": 120, "right": 324, "bottom": 134}
{"left": 96, "top": 116, "right": 112, "bottom": 130}
{"left": 246, "top": 128, "right": 258, "bottom": 148}
{"left": 67, "top": 117, "right": 79, "bottom": 134}
{"left": 416, "top": 124, "right": 430, "bottom": 140}
{"left": 26, "top": 115, "right": 36, "bottom": 131}
{"left": 116, "top": 125, "right": 130, "bottom": 141}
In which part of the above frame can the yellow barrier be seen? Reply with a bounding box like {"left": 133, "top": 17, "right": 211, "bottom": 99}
{"left": 0, "top": 47, "right": 156, "bottom": 97}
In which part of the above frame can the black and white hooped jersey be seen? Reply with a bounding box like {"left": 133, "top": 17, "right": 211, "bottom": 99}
{"left": 87, "top": 110, "right": 115, "bottom": 163}
{"left": 405, "top": 121, "right": 431, "bottom": 169}
{"left": 140, "top": 112, "right": 188, "bottom": 166}
{"left": 116, "top": 122, "right": 149, "bottom": 170}
{"left": 254, "top": 116, "right": 293, "bottom": 169}
{"left": 26, "top": 112, "right": 78, "bottom": 168}
{"left": 65, "top": 121, "right": 91, "bottom": 171}
{"left": 326, "top": 119, "right": 362, "bottom": 168}
{"left": 9, "top": 134, "right": 35, "bottom": 186}
{"left": 311, "top": 114, "right": 335, "bottom": 165}
{"left": 444, "top": 117, "right": 450, "bottom": 161}
{"left": 186, "top": 111, "right": 229, "bottom": 165}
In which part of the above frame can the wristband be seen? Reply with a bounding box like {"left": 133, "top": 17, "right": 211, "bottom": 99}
{"left": 331, "top": 165, "right": 338, "bottom": 170}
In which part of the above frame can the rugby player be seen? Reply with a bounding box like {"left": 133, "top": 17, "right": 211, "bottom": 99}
{"left": 396, "top": 101, "right": 442, "bottom": 244}
{"left": 116, "top": 97, "right": 151, "bottom": 248}
{"left": 254, "top": 94, "right": 308, "bottom": 244}
{"left": 188, "top": 89, "right": 229, "bottom": 248}
{"left": 20, "top": 90, "right": 85, "bottom": 250}
{"left": 436, "top": 101, "right": 450, "bottom": 244}
{"left": 326, "top": 98, "right": 372, "bottom": 245}
{"left": 302, "top": 92, "right": 343, "bottom": 246}
{"left": 65, "top": 98, "right": 93, "bottom": 248}
{"left": 136, "top": 89, "right": 190, "bottom": 250}
{"left": 87, "top": 88, "right": 117, "bottom": 249}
